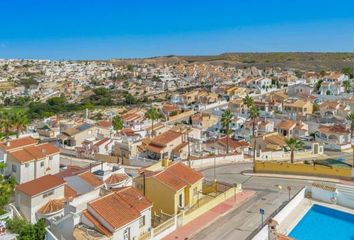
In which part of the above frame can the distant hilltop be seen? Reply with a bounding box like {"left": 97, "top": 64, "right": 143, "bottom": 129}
{"left": 111, "top": 52, "right": 354, "bottom": 71}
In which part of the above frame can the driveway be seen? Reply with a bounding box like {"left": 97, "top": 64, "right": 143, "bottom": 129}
{"left": 192, "top": 163, "right": 313, "bottom": 240}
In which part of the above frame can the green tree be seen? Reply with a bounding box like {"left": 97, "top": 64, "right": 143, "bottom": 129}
{"left": 6, "top": 218, "right": 46, "bottom": 240}
{"left": 249, "top": 105, "right": 260, "bottom": 171}
{"left": 112, "top": 115, "right": 124, "bottom": 132}
{"left": 342, "top": 67, "right": 354, "bottom": 78}
{"left": 346, "top": 112, "right": 354, "bottom": 139}
{"left": 249, "top": 106, "right": 260, "bottom": 137}
{"left": 125, "top": 93, "right": 138, "bottom": 105}
{"left": 0, "top": 163, "right": 15, "bottom": 212}
{"left": 243, "top": 95, "right": 254, "bottom": 108}
{"left": 0, "top": 111, "right": 13, "bottom": 140}
{"left": 315, "top": 80, "right": 323, "bottom": 91}
{"left": 221, "top": 109, "right": 233, "bottom": 154}
{"left": 285, "top": 137, "right": 304, "bottom": 164}
{"left": 342, "top": 80, "right": 351, "bottom": 93}
{"left": 145, "top": 107, "right": 161, "bottom": 137}
{"left": 11, "top": 111, "right": 29, "bottom": 138}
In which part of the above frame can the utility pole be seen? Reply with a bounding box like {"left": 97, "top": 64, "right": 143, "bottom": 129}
{"left": 187, "top": 131, "right": 191, "bottom": 167}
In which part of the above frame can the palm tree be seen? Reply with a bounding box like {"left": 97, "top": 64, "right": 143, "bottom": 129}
{"left": 11, "top": 111, "right": 29, "bottom": 138}
{"left": 346, "top": 112, "right": 354, "bottom": 139}
{"left": 145, "top": 107, "right": 161, "bottom": 137}
{"left": 285, "top": 138, "right": 304, "bottom": 164}
{"left": 249, "top": 106, "right": 260, "bottom": 170}
{"left": 346, "top": 112, "right": 354, "bottom": 168}
{"left": 342, "top": 80, "right": 351, "bottom": 93}
{"left": 0, "top": 111, "right": 13, "bottom": 140}
{"left": 243, "top": 95, "right": 254, "bottom": 108}
{"left": 221, "top": 109, "right": 233, "bottom": 154}
{"left": 249, "top": 106, "right": 260, "bottom": 137}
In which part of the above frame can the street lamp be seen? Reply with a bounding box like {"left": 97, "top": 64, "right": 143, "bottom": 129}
{"left": 287, "top": 186, "right": 292, "bottom": 201}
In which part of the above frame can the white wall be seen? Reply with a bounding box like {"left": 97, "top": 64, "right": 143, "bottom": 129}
{"left": 336, "top": 184, "right": 354, "bottom": 209}
{"left": 311, "top": 186, "right": 335, "bottom": 203}
{"left": 186, "top": 153, "right": 245, "bottom": 169}
{"left": 251, "top": 188, "right": 306, "bottom": 240}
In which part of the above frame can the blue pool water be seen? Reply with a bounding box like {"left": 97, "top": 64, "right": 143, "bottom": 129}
{"left": 289, "top": 204, "right": 354, "bottom": 240}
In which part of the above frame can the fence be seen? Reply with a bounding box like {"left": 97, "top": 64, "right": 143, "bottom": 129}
{"left": 247, "top": 188, "right": 305, "bottom": 240}
{"left": 181, "top": 183, "right": 238, "bottom": 225}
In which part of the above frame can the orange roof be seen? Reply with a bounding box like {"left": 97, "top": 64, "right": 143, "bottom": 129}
{"left": 9, "top": 150, "right": 35, "bottom": 163}
{"left": 121, "top": 128, "right": 135, "bottom": 136}
{"left": 16, "top": 175, "right": 65, "bottom": 197}
{"left": 78, "top": 171, "right": 103, "bottom": 188}
{"left": 0, "top": 136, "right": 37, "bottom": 151}
{"left": 172, "top": 142, "right": 188, "bottom": 153}
{"left": 162, "top": 104, "right": 178, "bottom": 113}
{"left": 37, "top": 199, "right": 64, "bottom": 214}
{"left": 82, "top": 210, "right": 113, "bottom": 237}
{"left": 318, "top": 125, "right": 350, "bottom": 134}
{"left": 154, "top": 162, "right": 203, "bottom": 191}
{"left": 96, "top": 120, "right": 112, "bottom": 128}
{"left": 217, "top": 137, "right": 250, "bottom": 149}
{"left": 146, "top": 143, "right": 164, "bottom": 153}
{"left": 276, "top": 119, "right": 296, "bottom": 130}
{"left": 105, "top": 173, "right": 128, "bottom": 185}
{"left": 150, "top": 130, "right": 182, "bottom": 146}
{"left": 88, "top": 192, "right": 142, "bottom": 230}
{"left": 113, "top": 187, "right": 152, "bottom": 212}
{"left": 64, "top": 184, "right": 78, "bottom": 200}
{"left": 9, "top": 143, "right": 59, "bottom": 164}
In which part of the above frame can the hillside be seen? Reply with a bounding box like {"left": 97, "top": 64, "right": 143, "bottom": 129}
{"left": 111, "top": 52, "right": 354, "bottom": 71}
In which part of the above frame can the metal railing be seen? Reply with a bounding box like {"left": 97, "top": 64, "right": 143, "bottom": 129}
{"left": 245, "top": 187, "right": 305, "bottom": 240}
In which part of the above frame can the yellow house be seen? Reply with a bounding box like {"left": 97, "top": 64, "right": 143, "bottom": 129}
{"left": 283, "top": 99, "right": 313, "bottom": 116}
{"left": 134, "top": 161, "right": 203, "bottom": 215}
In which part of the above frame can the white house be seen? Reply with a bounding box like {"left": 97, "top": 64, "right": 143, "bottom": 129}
{"left": 81, "top": 187, "right": 152, "bottom": 240}
{"left": 319, "top": 82, "right": 345, "bottom": 95}
{"left": 15, "top": 174, "right": 76, "bottom": 223}
{"left": 1, "top": 137, "right": 60, "bottom": 184}
{"left": 288, "top": 83, "right": 314, "bottom": 97}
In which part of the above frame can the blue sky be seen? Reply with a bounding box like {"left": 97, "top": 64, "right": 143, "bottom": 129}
{"left": 1, "top": 0, "right": 354, "bottom": 59}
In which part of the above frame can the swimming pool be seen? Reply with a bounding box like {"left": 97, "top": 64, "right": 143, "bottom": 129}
{"left": 289, "top": 204, "right": 354, "bottom": 240}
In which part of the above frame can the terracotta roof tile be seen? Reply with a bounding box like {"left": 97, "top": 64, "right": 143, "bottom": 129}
{"left": 78, "top": 171, "right": 103, "bottom": 188}
{"left": 96, "top": 120, "right": 112, "bottom": 128}
{"left": 276, "top": 119, "right": 296, "bottom": 130}
{"left": 113, "top": 187, "right": 152, "bottom": 212}
{"left": 82, "top": 210, "right": 113, "bottom": 237}
{"left": 8, "top": 143, "right": 59, "bottom": 164}
{"left": 88, "top": 192, "right": 141, "bottom": 230}
{"left": 64, "top": 184, "right": 78, "bottom": 199}
{"left": 37, "top": 199, "right": 64, "bottom": 214}
{"left": 16, "top": 175, "right": 65, "bottom": 197}
{"left": 154, "top": 162, "right": 203, "bottom": 190}
{"left": 105, "top": 173, "right": 128, "bottom": 185}
{"left": 0, "top": 136, "right": 37, "bottom": 151}
{"left": 150, "top": 130, "right": 182, "bottom": 146}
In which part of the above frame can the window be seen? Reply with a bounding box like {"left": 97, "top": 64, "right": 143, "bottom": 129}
{"left": 12, "top": 164, "right": 17, "bottom": 173}
{"left": 123, "top": 227, "right": 130, "bottom": 240}
{"left": 178, "top": 193, "right": 183, "bottom": 207}
{"left": 25, "top": 163, "right": 29, "bottom": 168}
{"left": 40, "top": 161, "right": 44, "bottom": 167}
{"left": 43, "top": 190, "right": 54, "bottom": 198}
{"left": 139, "top": 216, "right": 145, "bottom": 228}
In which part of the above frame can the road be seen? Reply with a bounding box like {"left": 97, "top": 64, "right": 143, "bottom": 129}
{"left": 191, "top": 163, "right": 318, "bottom": 240}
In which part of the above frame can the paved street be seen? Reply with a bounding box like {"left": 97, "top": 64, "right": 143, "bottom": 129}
{"left": 192, "top": 163, "right": 315, "bottom": 240}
